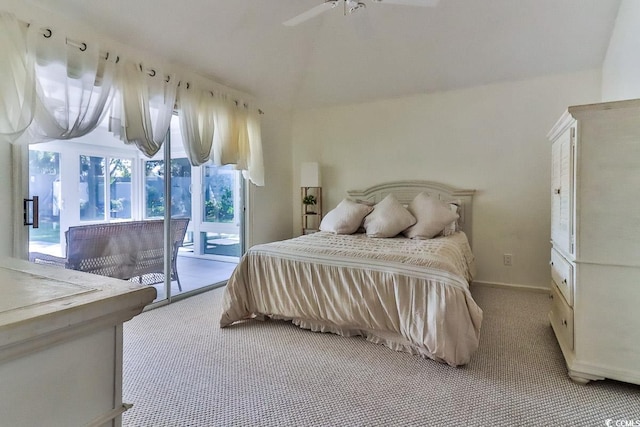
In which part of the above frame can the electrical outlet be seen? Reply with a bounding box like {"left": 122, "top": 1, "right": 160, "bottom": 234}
{"left": 503, "top": 254, "right": 513, "bottom": 266}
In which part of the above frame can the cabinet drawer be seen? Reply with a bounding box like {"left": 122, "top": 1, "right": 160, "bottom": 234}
{"left": 549, "top": 284, "right": 574, "bottom": 351}
{"left": 550, "top": 248, "right": 573, "bottom": 306}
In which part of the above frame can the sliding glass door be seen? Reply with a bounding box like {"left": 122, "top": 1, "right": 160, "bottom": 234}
{"left": 23, "top": 115, "right": 243, "bottom": 304}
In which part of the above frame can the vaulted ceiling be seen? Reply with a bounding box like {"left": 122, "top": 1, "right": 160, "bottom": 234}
{"left": 25, "top": 0, "right": 621, "bottom": 110}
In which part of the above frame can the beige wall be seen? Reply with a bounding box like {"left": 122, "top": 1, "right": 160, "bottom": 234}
{"left": 602, "top": 0, "right": 640, "bottom": 101}
{"left": 291, "top": 70, "right": 601, "bottom": 289}
{"left": 247, "top": 106, "right": 293, "bottom": 247}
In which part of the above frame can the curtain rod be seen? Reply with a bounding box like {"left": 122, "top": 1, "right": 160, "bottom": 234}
{"left": 27, "top": 24, "right": 264, "bottom": 115}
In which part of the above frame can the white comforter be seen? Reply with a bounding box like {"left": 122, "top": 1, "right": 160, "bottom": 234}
{"left": 220, "top": 231, "right": 483, "bottom": 366}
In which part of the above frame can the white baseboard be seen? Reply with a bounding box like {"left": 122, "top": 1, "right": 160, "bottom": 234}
{"left": 472, "top": 280, "right": 550, "bottom": 294}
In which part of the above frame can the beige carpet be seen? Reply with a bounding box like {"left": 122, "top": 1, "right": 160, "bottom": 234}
{"left": 122, "top": 285, "right": 640, "bottom": 426}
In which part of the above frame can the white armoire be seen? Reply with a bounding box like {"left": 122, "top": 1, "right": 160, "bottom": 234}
{"left": 547, "top": 99, "right": 640, "bottom": 385}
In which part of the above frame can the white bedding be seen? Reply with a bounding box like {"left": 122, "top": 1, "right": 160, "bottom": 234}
{"left": 220, "top": 231, "right": 483, "bottom": 366}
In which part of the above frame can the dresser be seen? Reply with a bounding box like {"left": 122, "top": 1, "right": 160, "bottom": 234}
{"left": 0, "top": 258, "right": 156, "bottom": 426}
{"left": 547, "top": 99, "right": 640, "bottom": 385}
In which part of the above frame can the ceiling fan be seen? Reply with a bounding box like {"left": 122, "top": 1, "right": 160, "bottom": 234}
{"left": 283, "top": 0, "right": 440, "bottom": 26}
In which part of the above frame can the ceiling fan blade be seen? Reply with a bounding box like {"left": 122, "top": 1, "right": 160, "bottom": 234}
{"left": 370, "top": 0, "right": 440, "bottom": 6}
{"left": 283, "top": 1, "right": 340, "bottom": 26}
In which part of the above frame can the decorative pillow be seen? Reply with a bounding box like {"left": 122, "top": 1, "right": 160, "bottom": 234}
{"left": 363, "top": 194, "right": 416, "bottom": 238}
{"left": 319, "top": 199, "right": 373, "bottom": 234}
{"left": 442, "top": 202, "right": 461, "bottom": 237}
{"left": 403, "top": 192, "right": 459, "bottom": 239}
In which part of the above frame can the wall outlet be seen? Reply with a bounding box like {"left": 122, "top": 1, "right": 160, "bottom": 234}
{"left": 503, "top": 254, "right": 513, "bottom": 266}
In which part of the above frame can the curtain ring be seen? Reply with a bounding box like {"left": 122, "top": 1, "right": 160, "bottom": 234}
{"left": 186, "top": 82, "right": 190, "bottom": 89}
{"left": 43, "top": 28, "right": 52, "bottom": 38}
{"left": 165, "top": 75, "right": 170, "bottom": 83}
{"left": 79, "top": 42, "right": 87, "bottom": 52}
{"left": 148, "top": 69, "right": 156, "bottom": 77}
{"left": 116, "top": 56, "right": 120, "bottom": 64}
{"left": 105, "top": 52, "right": 109, "bottom": 60}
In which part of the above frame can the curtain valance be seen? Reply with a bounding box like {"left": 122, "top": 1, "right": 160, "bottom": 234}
{"left": 0, "top": 12, "right": 264, "bottom": 186}
{"left": 177, "top": 84, "right": 263, "bottom": 185}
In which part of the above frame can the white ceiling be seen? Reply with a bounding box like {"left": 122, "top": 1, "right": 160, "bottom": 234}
{"left": 25, "top": 0, "right": 621, "bottom": 110}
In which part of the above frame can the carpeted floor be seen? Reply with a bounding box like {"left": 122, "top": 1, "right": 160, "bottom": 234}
{"left": 122, "top": 285, "right": 640, "bottom": 426}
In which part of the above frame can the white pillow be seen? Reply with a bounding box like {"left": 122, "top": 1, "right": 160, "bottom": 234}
{"left": 442, "top": 203, "right": 460, "bottom": 237}
{"left": 403, "top": 192, "right": 459, "bottom": 239}
{"left": 320, "top": 199, "right": 373, "bottom": 234}
{"left": 363, "top": 194, "right": 416, "bottom": 238}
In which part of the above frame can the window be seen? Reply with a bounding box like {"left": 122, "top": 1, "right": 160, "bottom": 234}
{"left": 79, "top": 155, "right": 105, "bottom": 221}
{"left": 109, "top": 158, "right": 132, "bottom": 220}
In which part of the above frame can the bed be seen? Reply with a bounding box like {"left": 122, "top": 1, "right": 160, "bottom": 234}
{"left": 220, "top": 181, "right": 483, "bottom": 366}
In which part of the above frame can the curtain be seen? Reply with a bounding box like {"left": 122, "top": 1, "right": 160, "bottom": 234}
{"left": 177, "top": 84, "right": 215, "bottom": 165}
{"left": 110, "top": 60, "right": 178, "bottom": 157}
{"left": 244, "top": 107, "right": 264, "bottom": 186}
{"left": 179, "top": 89, "right": 264, "bottom": 186}
{"left": 1, "top": 12, "right": 263, "bottom": 183}
{"left": 0, "top": 13, "right": 37, "bottom": 143}
{"left": 27, "top": 25, "right": 116, "bottom": 142}
{"left": 211, "top": 95, "right": 236, "bottom": 166}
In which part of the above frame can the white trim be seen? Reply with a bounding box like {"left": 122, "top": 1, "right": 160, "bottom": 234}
{"left": 472, "top": 280, "right": 550, "bottom": 294}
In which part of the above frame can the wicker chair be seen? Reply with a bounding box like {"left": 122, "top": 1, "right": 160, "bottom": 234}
{"left": 30, "top": 219, "right": 190, "bottom": 291}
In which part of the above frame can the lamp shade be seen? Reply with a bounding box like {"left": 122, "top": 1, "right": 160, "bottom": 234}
{"left": 300, "top": 162, "right": 321, "bottom": 187}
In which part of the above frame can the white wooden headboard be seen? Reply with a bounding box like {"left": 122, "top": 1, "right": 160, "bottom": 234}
{"left": 346, "top": 180, "right": 476, "bottom": 247}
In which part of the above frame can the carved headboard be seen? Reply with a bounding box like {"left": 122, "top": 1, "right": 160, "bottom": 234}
{"left": 346, "top": 180, "right": 476, "bottom": 247}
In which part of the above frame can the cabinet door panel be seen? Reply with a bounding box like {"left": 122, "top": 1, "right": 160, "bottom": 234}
{"left": 551, "top": 127, "right": 573, "bottom": 256}
{"left": 578, "top": 116, "right": 640, "bottom": 267}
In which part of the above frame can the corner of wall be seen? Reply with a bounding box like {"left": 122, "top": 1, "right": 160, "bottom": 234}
{"left": 601, "top": 0, "right": 640, "bottom": 101}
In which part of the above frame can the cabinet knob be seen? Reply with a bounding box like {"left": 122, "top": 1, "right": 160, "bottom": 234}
{"left": 554, "top": 188, "right": 561, "bottom": 195}
{"left": 562, "top": 319, "right": 568, "bottom": 327}
{"left": 549, "top": 293, "right": 554, "bottom": 300}
{"left": 550, "top": 261, "right": 554, "bottom": 266}
{"left": 562, "top": 279, "right": 567, "bottom": 284}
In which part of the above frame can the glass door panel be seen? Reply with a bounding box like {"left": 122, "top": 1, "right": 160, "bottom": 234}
{"left": 28, "top": 149, "right": 61, "bottom": 257}
{"left": 144, "top": 158, "right": 192, "bottom": 219}
{"left": 26, "top": 122, "right": 170, "bottom": 305}
{"left": 202, "top": 164, "right": 241, "bottom": 259}
{"left": 24, "top": 114, "right": 244, "bottom": 305}
{"left": 142, "top": 156, "right": 192, "bottom": 300}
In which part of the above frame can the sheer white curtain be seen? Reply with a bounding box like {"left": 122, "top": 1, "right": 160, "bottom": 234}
{"left": 27, "top": 25, "right": 116, "bottom": 142}
{"left": 1, "top": 12, "right": 264, "bottom": 182}
{"left": 233, "top": 102, "right": 264, "bottom": 186}
{"left": 178, "top": 89, "right": 264, "bottom": 185}
{"left": 244, "top": 107, "right": 264, "bottom": 186}
{"left": 0, "top": 13, "right": 37, "bottom": 143}
{"left": 211, "top": 95, "right": 237, "bottom": 166}
{"left": 0, "top": 13, "right": 116, "bottom": 144}
{"left": 177, "top": 84, "right": 215, "bottom": 165}
{"left": 110, "top": 60, "right": 178, "bottom": 157}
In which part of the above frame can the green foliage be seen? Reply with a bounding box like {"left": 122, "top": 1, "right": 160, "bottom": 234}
{"left": 205, "top": 187, "right": 234, "bottom": 222}
{"left": 303, "top": 195, "right": 317, "bottom": 205}
{"left": 29, "top": 151, "right": 59, "bottom": 175}
{"left": 146, "top": 185, "right": 165, "bottom": 217}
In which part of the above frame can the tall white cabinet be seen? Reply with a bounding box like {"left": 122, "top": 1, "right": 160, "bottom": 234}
{"left": 547, "top": 99, "right": 640, "bottom": 385}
